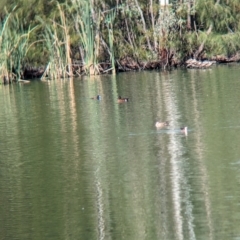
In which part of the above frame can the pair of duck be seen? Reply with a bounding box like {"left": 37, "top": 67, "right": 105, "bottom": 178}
{"left": 91, "top": 95, "right": 129, "bottom": 103}
{"left": 155, "top": 121, "right": 188, "bottom": 135}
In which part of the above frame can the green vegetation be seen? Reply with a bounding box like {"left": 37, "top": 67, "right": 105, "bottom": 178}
{"left": 0, "top": 0, "right": 240, "bottom": 82}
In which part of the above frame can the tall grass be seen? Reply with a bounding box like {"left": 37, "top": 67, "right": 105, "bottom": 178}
{"left": 73, "top": 0, "right": 100, "bottom": 75}
{"left": 0, "top": 10, "right": 12, "bottom": 83}
{"left": 0, "top": 7, "right": 35, "bottom": 83}
{"left": 38, "top": 2, "right": 72, "bottom": 80}
{"left": 106, "top": 9, "right": 116, "bottom": 75}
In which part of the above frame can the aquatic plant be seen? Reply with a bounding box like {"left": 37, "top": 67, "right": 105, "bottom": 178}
{"left": 72, "top": 0, "right": 101, "bottom": 75}
{"left": 37, "top": 2, "right": 72, "bottom": 80}
{"left": 0, "top": 7, "right": 35, "bottom": 83}
{"left": 106, "top": 9, "right": 116, "bottom": 75}
{"left": 1, "top": 0, "right": 240, "bottom": 80}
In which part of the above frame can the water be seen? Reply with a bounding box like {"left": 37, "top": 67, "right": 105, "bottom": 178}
{"left": 1, "top": 64, "right": 240, "bottom": 240}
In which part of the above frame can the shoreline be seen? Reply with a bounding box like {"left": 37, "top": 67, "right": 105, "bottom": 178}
{"left": 1, "top": 55, "right": 240, "bottom": 84}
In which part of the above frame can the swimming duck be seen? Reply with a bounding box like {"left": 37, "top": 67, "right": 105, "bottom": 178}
{"left": 118, "top": 96, "right": 129, "bottom": 103}
{"left": 91, "top": 95, "right": 101, "bottom": 100}
{"left": 180, "top": 126, "right": 188, "bottom": 135}
{"left": 155, "top": 121, "right": 169, "bottom": 128}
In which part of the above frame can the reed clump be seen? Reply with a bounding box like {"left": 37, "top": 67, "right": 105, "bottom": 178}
{"left": 0, "top": 7, "right": 36, "bottom": 84}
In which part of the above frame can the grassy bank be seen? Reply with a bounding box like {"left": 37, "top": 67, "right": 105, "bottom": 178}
{"left": 0, "top": 0, "right": 240, "bottom": 83}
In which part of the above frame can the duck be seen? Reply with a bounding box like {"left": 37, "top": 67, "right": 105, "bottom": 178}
{"left": 91, "top": 95, "right": 101, "bottom": 100}
{"left": 118, "top": 96, "right": 129, "bottom": 103}
{"left": 180, "top": 126, "right": 188, "bottom": 135}
{"left": 155, "top": 121, "right": 169, "bottom": 128}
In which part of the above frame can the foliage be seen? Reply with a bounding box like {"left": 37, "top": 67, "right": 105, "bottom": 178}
{"left": 0, "top": 7, "right": 36, "bottom": 83}
{"left": 0, "top": 0, "right": 240, "bottom": 80}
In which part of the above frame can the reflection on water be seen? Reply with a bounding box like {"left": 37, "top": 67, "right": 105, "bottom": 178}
{"left": 1, "top": 64, "right": 240, "bottom": 239}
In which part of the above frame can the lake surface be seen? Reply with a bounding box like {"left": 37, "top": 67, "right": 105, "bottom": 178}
{"left": 1, "top": 64, "right": 240, "bottom": 240}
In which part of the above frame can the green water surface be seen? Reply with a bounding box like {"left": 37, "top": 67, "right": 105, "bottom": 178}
{"left": 1, "top": 64, "right": 240, "bottom": 240}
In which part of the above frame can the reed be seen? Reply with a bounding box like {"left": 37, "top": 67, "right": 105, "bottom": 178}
{"left": 38, "top": 2, "right": 73, "bottom": 80}
{"left": 57, "top": 2, "right": 72, "bottom": 77}
{"left": 0, "top": 12, "right": 11, "bottom": 84}
{"left": 106, "top": 9, "right": 116, "bottom": 75}
{"left": 73, "top": 0, "right": 100, "bottom": 75}
{"left": 1, "top": 9, "right": 17, "bottom": 82}
{"left": 0, "top": 7, "right": 36, "bottom": 84}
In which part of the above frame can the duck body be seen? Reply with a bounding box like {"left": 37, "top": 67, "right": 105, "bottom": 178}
{"left": 118, "top": 96, "right": 129, "bottom": 103}
{"left": 180, "top": 126, "right": 188, "bottom": 135}
{"left": 91, "top": 95, "right": 101, "bottom": 100}
{"left": 155, "top": 121, "right": 169, "bottom": 128}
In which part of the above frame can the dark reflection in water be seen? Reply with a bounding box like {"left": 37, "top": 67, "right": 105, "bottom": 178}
{"left": 1, "top": 64, "right": 240, "bottom": 239}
